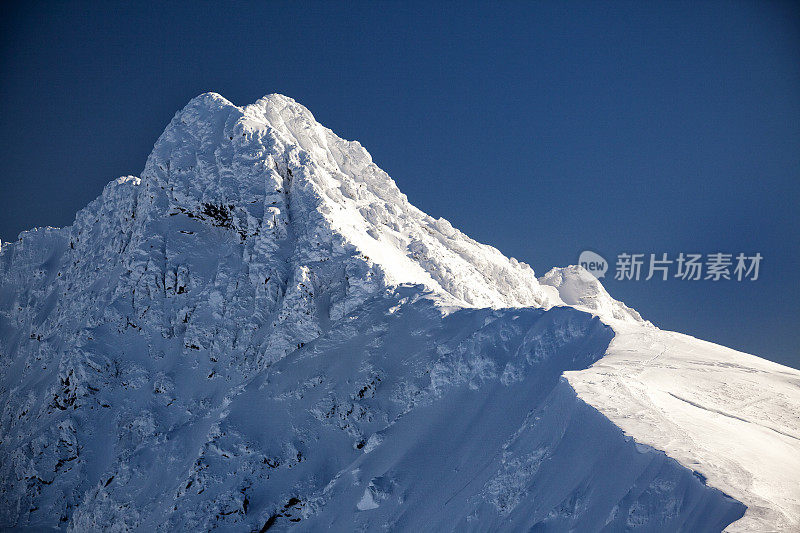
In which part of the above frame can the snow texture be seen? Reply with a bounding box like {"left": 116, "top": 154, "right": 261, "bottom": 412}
{"left": 565, "top": 320, "right": 800, "bottom": 532}
{"left": 0, "top": 93, "right": 795, "bottom": 531}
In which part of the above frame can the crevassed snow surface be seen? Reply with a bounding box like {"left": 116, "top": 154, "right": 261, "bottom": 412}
{"left": 0, "top": 93, "right": 795, "bottom": 531}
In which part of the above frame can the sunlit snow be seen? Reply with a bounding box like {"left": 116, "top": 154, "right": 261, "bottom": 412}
{"left": 0, "top": 93, "right": 796, "bottom": 531}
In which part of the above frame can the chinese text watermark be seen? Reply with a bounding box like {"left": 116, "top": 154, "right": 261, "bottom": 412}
{"left": 579, "top": 251, "right": 762, "bottom": 281}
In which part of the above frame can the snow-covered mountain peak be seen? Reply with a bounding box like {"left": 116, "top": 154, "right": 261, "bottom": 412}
{"left": 130, "top": 93, "right": 603, "bottom": 314}
{"left": 1, "top": 92, "right": 797, "bottom": 532}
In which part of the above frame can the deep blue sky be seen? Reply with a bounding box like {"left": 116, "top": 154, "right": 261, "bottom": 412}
{"left": 1, "top": 1, "right": 798, "bottom": 368}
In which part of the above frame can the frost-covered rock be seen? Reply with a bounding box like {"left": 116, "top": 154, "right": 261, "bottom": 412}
{"left": 539, "top": 265, "right": 643, "bottom": 322}
{"left": 0, "top": 93, "right": 796, "bottom": 532}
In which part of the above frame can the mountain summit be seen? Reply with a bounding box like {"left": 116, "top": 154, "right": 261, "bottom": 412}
{"left": 0, "top": 94, "right": 796, "bottom": 532}
{"left": 145, "top": 92, "right": 641, "bottom": 318}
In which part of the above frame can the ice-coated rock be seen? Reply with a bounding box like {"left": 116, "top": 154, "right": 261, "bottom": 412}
{"left": 0, "top": 93, "right": 796, "bottom": 532}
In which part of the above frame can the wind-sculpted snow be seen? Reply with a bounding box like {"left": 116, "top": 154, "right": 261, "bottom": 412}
{"left": 0, "top": 92, "right": 791, "bottom": 531}
{"left": 138, "top": 92, "right": 568, "bottom": 316}
{"left": 565, "top": 320, "right": 800, "bottom": 532}
{"left": 539, "top": 266, "right": 642, "bottom": 323}
{"left": 0, "top": 280, "right": 744, "bottom": 531}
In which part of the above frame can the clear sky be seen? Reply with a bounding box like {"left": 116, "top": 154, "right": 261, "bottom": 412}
{"left": 1, "top": 1, "right": 798, "bottom": 368}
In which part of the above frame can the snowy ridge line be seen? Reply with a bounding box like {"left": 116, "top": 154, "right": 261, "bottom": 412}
{"left": 0, "top": 92, "right": 797, "bottom": 531}
{"left": 565, "top": 320, "right": 800, "bottom": 532}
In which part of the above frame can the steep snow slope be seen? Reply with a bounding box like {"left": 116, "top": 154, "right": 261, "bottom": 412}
{"left": 542, "top": 266, "right": 800, "bottom": 530}
{"left": 0, "top": 92, "right": 795, "bottom": 531}
{"left": 0, "top": 280, "right": 746, "bottom": 531}
{"left": 565, "top": 320, "right": 800, "bottom": 532}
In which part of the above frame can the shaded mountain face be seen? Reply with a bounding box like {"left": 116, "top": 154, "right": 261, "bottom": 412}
{"left": 0, "top": 94, "right": 743, "bottom": 531}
